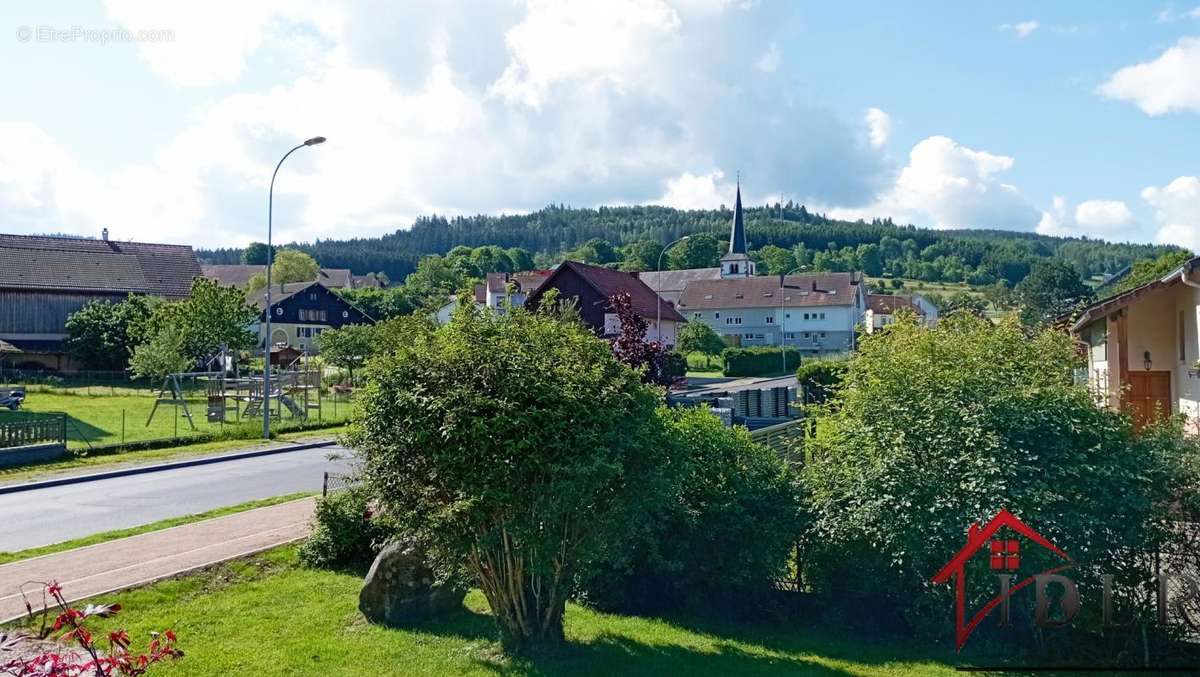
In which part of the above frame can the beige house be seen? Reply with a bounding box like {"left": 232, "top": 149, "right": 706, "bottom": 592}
{"left": 1071, "top": 256, "right": 1200, "bottom": 431}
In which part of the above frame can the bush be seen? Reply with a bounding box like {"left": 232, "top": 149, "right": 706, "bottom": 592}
{"left": 577, "top": 407, "right": 800, "bottom": 615}
{"left": 661, "top": 351, "right": 688, "bottom": 379}
{"left": 722, "top": 347, "right": 801, "bottom": 376}
{"left": 348, "top": 303, "right": 675, "bottom": 651}
{"left": 299, "top": 487, "right": 392, "bottom": 569}
{"left": 801, "top": 313, "right": 1197, "bottom": 652}
{"left": 795, "top": 360, "right": 848, "bottom": 405}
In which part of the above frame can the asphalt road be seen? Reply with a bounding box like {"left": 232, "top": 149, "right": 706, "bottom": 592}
{"left": 0, "top": 445, "right": 354, "bottom": 552}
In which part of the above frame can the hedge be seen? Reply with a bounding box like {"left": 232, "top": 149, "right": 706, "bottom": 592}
{"left": 721, "top": 347, "right": 801, "bottom": 377}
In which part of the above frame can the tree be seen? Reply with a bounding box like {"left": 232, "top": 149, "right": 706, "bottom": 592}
{"left": 676, "top": 320, "right": 726, "bottom": 368}
{"left": 1014, "top": 259, "right": 1092, "bottom": 325}
{"left": 857, "top": 243, "right": 884, "bottom": 277}
{"left": 667, "top": 234, "right": 722, "bottom": 269}
{"left": 349, "top": 304, "right": 673, "bottom": 651}
{"left": 136, "top": 278, "right": 259, "bottom": 368}
{"left": 64, "top": 295, "right": 159, "bottom": 370}
{"left": 801, "top": 314, "right": 1197, "bottom": 645}
{"left": 755, "top": 244, "right": 795, "bottom": 275}
{"left": 129, "top": 328, "right": 191, "bottom": 380}
{"left": 247, "top": 249, "right": 321, "bottom": 291}
{"left": 619, "top": 239, "right": 663, "bottom": 271}
{"left": 241, "top": 241, "right": 272, "bottom": 265}
{"left": 1103, "top": 249, "right": 1194, "bottom": 298}
{"left": 608, "top": 291, "right": 677, "bottom": 386}
{"left": 335, "top": 286, "right": 416, "bottom": 321}
{"left": 565, "top": 238, "right": 618, "bottom": 265}
{"left": 505, "top": 247, "right": 535, "bottom": 272}
{"left": 317, "top": 323, "right": 376, "bottom": 383}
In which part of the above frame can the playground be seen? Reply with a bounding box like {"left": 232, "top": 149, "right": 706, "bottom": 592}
{"left": 3, "top": 366, "right": 354, "bottom": 450}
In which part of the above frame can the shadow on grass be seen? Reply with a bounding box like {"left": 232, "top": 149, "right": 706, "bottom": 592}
{"left": 412, "top": 604, "right": 909, "bottom": 677}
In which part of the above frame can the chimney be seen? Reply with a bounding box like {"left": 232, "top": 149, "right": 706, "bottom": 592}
{"left": 101, "top": 228, "right": 109, "bottom": 241}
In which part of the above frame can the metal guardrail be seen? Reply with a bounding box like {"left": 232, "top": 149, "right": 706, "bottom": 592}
{"left": 749, "top": 418, "right": 805, "bottom": 466}
{"left": 0, "top": 413, "right": 67, "bottom": 450}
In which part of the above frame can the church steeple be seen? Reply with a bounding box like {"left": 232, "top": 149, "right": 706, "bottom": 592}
{"left": 728, "top": 176, "right": 747, "bottom": 255}
{"left": 719, "top": 173, "right": 754, "bottom": 278}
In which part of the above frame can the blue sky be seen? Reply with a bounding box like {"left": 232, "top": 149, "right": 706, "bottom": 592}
{"left": 0, "top": 1, "right": 1197, "bottom": 252}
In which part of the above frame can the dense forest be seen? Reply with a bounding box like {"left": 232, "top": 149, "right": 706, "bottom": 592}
{"left": 198, "top": 203, "right": 1180, "bottom": 286}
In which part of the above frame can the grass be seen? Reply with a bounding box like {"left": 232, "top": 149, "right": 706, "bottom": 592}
{"left": 0, "top": 493, "right": 313, "bottom": 565}
{"left": 6, "top": 389, "right": 354, "bottom": 450}
{"left": 0, "top": 425, "right": 348, "bottom": 485}
{"left": 51, "top": 547, "right": 960, "bottom": 676}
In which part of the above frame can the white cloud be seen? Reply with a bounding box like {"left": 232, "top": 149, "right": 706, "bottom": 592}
{"left": 1142, "top": 176, "right": 1200, "bottom": 251}
{"left": 488, "top": 0, "right": 682, "bottom": 108}
{"left": 655, "top": 170, "right": 735, "bottom": 209}
{"left": 1097, "top": 36, "right": 1200, "bottom": 115}
{"left": 4, "top": 0, "right": 891, "bottom": 247}
{"left": 103, "top": 0, "right": 343, "bottom": 86}
{"left": 1036, "top": 197, "right": 1136, "bottom": 238}
{"left": 755, "top": 42, "right": 781, "bottom": 73}
{"left": 999, "top": 20, "right": 1040, "bottom": 38}
{"left": 830, "top": 135, "right": 1040, "bottom": 231}
{"left": 865, "top": 107, "right": 891, "bottom": 148}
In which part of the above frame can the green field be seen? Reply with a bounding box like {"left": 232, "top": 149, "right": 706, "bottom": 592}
{"left": 4, "top": 388, "right": 354, "bottom": 450}
{"left": 55, "top": 547, "right": 960, "bottom": 676}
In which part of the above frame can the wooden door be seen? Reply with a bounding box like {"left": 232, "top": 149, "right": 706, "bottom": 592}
{"left": 1126, "top": 371, "right": 1172, "bottom": 428}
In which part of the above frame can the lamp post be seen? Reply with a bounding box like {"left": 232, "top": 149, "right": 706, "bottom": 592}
{"left": 263, "top": 136, "right": 325, "bottom": 439}
{"left": 779, "top": 266, "right": 807, "bottom": 374}
{"left": 655, "top": 235, "right": 690, "bottom": 344}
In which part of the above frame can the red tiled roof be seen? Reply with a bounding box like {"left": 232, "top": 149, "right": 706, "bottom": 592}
{"left": 867, "top": 294, "right": 925, "bottom": 316}
{"left": 677, "top": 273, "right": 857, "bottom": 311}
{"left": 533, "top": 260, "right": 686, "bottom": 323}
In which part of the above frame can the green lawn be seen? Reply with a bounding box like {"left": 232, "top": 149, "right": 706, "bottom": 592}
{"left": 50, "top": 547, "right": 960, "bottom": 676}
{"left": 5, "top": 389, "right": 354, "bottom": 449}
{"left": 0, "top": 493, "right": 313, "bottom": 565}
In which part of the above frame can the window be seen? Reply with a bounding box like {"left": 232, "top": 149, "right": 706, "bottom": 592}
{"left": 1181, "top": 310, "right": 1188, "bottom": 363}
{"left": 766, "top": 316, "right": 774, "bottom": 324}
{"left": 743, "top": 332, "right": 753, "bottom": 339}
{"left": 298, "top": 309, "right": 328, "bottom": 323}
{"left": 725, "top": 316, "right": 742, "bottom": 325}
{"left": 693, "top": 312, "right": 703, "bottom": 319}
{"left": 729, "top": 263, "right": 739, "bottom": 274}
{"left": 715, "top": 312, "right": 720, "bottom": 319}
{"left": 819, "top": 312, "right": 826, "bottom": 320}
{"left": 803, "top": 313, "right": 810, "bottom": 320}
{"left": 309, "top": 292, "right": 318, "bottom": 301}
{"left": 755, "top": 334, "right": 765, "bottom": 339}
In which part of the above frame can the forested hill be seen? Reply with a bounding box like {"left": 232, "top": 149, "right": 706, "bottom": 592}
{"left": 197, "top": 203, "right": 1177, "bottom": 285}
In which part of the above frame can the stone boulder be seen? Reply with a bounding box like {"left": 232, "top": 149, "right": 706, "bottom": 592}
{"left": 359, "top": 541, "right": 465, "bottom": 627}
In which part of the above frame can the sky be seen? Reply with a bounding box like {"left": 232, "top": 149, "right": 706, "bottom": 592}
{"left": 0, "top": 1, "right": 1198, "bottom": 252}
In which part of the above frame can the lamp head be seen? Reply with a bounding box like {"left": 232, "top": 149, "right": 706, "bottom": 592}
{"left": 304, "top": 136, "right": 326, "bottom": 146}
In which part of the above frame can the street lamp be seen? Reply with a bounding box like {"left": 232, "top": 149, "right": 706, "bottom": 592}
{"left": 263, "top": 136, "right": 325, "bottom": 439}
{"left": 655, "top": 235, "right": 690, "bottom": 344}
{"left": 779, "top": 265, "right": 808, "bottom": 374}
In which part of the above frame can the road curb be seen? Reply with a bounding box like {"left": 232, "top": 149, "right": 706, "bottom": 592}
{"left": 0, "top": 440, "right": 338, "bottom": 496}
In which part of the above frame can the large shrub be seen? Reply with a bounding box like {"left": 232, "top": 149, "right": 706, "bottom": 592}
{"left": 794, "top": 359, "right": 848, "bottom": 405}
{"left": 578, "top": 406, "right": 800, "bottom": 615}
{"left": 722, "top": 346, "right": 801, "bottom": 376}
{"left": 347, "top": 303, "right": 674, "bottom": 651}
{"left": 801, "top": 313, "right": 1196, "bottom": 651}
{"left": 299, "top": 487, "right": 392, "bottom": 569}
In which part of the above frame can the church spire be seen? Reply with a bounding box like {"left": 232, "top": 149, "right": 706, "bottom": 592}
{"left": 728, "top": 175, "right": 747, "bottom": 255}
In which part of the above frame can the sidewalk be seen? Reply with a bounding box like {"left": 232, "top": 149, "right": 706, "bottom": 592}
{"left": 0, "top": 497, "right": 316, "bottom": 624}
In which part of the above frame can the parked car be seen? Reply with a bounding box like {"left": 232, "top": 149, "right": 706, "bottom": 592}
{"left": 0, "top": 387, "right": 25, "bottom": 411}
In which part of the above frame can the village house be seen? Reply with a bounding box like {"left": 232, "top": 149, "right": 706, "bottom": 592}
{"left": 525, "top": 260, "right": 687, "bottom": 345}
{"left": 1071, "top": 255, "right": 1200, "bottom": 431}
{"left": 251, "top": 281, "right": 374, "bottom": 354}
{"left": 0, "top": 231, "right": 201, "bottom": 372}
{"left": 863, "top": 293, "right": 939, "bottom": 333}
{"left": 202, "top": 264, "right": 383, "bottom": 290}
{"left": 434, "top": 270, "right": 551, "bottom": 324}
{"left": 678, "top": 272, "right": 865, "bottom": 354}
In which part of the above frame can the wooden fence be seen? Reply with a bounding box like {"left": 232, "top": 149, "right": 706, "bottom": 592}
{"left": 749, "top": 418, "right": 805, "bottom": 466}
{"left": 0, "top": 413, "right": 67, "bottom": 450}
